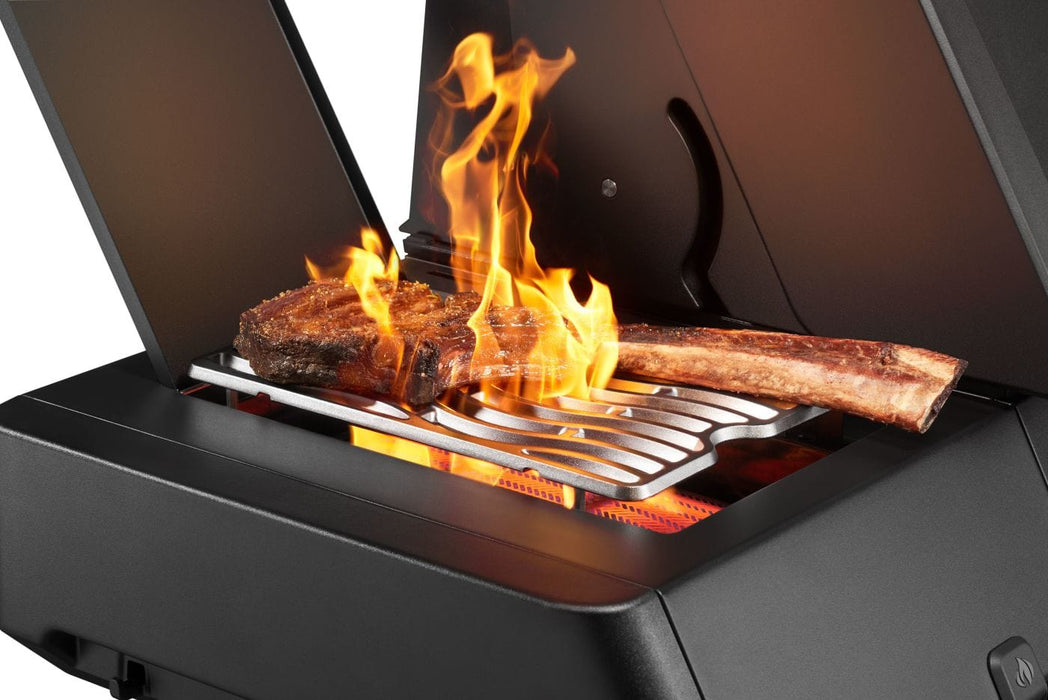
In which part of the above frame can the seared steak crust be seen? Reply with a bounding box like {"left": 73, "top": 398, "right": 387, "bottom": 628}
{"left": 235, "top": 280, "right": 556, "bottom": 405}
{"left": 235, "top": 280, "right": 443, "bottom": 399}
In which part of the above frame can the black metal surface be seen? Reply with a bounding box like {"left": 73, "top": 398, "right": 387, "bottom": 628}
{"left": 920, "top": 0, "right": 1048, "bottom": 329}
{"left": 0, "top": 382, "right": 698, "bottom": 699}
{"left": 0, "top": 0, "right": 386, "bottom": 387}
{"left": 19, "top": 360, "right": 642, "bottom": 607}
{"left": 961, "top": 1, "right": 1048, "bottom": 185}
{"left": 0, "top": 356, "right": 1039, "bottom": 698}
{"left": 9, "top": 635, "right": 240, "bottom": 700}
{"left": 664, "top": 396, "right": 1048, "bottom": 699}
{"left": 21, "top": 354, "right": 998, "bottom": 588}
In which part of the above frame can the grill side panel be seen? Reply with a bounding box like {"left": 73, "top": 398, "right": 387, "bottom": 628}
{"left": 662, "top": 399, "right": 1048, "bottom": 699}
{"left": 0, "top": 395, "right": 699, "bottom": 700}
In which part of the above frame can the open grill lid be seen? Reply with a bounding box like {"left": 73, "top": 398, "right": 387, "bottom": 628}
{"left": 0, "top": 0, "right": 389, "bottom": 387}
{"left": 403, "top": 0, "right": 1048, "bottom": 397}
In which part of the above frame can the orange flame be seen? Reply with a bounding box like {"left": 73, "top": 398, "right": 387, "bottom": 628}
{"left": 432, "top": 33, "right": 618, "bottom": 401}
{"left": 307, "top": 36, "right": 616, "bottom": 402}
{"left": 317, "top": 38, "right": 637, "bottom": 515}
{"left": 306, "top": 228, "right": 405, "bottom": 372}
{"left": 351, "top": 424, "right": 430, "bottom": 466}
{"left": 349, "top": 427, "right": 719, "bottom": 531}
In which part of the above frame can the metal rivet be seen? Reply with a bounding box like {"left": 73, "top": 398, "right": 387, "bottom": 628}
{"left": 601, "top": 178, "right": 618, "bottom": 198}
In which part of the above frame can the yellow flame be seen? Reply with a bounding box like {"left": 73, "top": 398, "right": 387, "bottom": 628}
{"left": 562, "top": 484, "right": 577, "bottom": 510}
{"left": 432, "top": 33, "right": 618, "bottom": 400}
{"left": 345, "top": 229, "right": 400, "bottom": 338}
{"left": 306, "top": 228, "right": 404, "bottom": 369}
{"left": 447, "top": 452, "right": 506, "bottom": 486}
{"left": 309, "top": 35, "right": 618, "bottom": 408}
{"left": 351, "top": 426, "right": 431, "bottom": 466}
{"left": 351, "top": 427, "right": 508, "bottom": 487}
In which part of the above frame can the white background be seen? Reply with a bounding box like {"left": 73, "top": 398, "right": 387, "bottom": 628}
{"left": 0, "top": 1, "right": 425, "bottom": 696}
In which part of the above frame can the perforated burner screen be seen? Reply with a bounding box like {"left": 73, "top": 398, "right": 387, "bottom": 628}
{"left": 189, "top": 353, "right": 826, "bottom": 501}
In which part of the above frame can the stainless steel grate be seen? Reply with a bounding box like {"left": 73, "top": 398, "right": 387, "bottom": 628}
{"left": 189, "top": 352, "right": 826, "bottom": 500}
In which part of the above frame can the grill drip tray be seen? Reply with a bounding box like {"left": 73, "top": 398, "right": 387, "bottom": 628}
{"left": 189, "top": 352, "right": 826, "bottom": 500}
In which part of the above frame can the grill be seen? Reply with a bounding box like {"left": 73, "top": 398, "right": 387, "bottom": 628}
{"left": 189, "top": 352, "right": 825, "bottom": 500}
{"left": 4, "top": 1, "right": 1048, "bottom": 699}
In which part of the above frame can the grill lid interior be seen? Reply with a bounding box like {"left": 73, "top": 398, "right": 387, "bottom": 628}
{"left": 1, "top": 0, "right": 389, "bottom": 387}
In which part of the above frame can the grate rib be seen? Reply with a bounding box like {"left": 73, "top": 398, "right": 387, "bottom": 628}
{"left": 188, "top": 352, "right": 827, "bottom": 501}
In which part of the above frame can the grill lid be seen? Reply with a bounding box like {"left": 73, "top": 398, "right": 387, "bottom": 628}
{"left": 1, "top": 0, "right": 389, "bottom": 387}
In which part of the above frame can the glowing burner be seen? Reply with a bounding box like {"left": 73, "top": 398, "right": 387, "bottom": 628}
{"left": 350, "top": 426, "right": 723, "bottom": 534}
